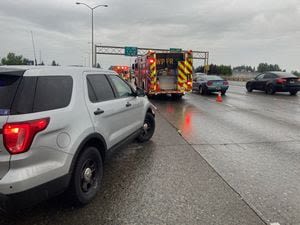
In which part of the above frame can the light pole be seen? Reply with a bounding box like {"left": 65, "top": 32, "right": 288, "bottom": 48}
{"left": 76, "top": 2, "right": 108, "bottom": 67}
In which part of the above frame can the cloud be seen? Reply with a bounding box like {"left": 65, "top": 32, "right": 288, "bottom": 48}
{"left": 0, "top": 0, "right": 299, "bottom": 70}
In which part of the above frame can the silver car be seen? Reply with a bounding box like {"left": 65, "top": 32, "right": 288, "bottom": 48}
{"left": 0, "top": 66, "right": 155, "bottom": 212}
{"left": 192, "top": 74, "right": 229, "bottom": 95}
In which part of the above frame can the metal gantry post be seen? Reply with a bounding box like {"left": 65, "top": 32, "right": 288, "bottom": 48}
{"left": 91, "top": 8, "right": 94, "bottom": 67}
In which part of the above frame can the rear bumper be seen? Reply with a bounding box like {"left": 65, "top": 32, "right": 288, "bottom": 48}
{"left": 274, "top": 84, "right": 300, "bottom": 92}
{"left": 0, "top": 174, "right": 70, "bottom": 213}
{"left": 207, "top": 86, "right": 229, "bottom": 92}
{"left": 148, "top": 90, "right": 187, "bottom": 95}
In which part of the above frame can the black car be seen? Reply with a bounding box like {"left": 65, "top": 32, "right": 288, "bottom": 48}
{"left": 246, "top": 72, "right": 300, "bottom": 95}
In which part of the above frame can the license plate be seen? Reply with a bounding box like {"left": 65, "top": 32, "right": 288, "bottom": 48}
{"left": 214, "top": 81, "right": 222, "bottom": 85}
{"left": 290, "top": 80, "right": 295, "bottom": 83}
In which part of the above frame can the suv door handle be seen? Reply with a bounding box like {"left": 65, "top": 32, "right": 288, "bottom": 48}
{"left": 94, "top": 108, "right": 104, "bottom": 115}
{"left": 126, "top": 102, "right": 132, "bottom": 107}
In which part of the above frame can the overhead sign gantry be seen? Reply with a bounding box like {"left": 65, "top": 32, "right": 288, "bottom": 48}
{"left": 94, "top": 45, "right": 209, "bottom": 67}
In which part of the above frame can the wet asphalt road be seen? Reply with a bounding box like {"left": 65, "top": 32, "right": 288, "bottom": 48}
{"left": 1, "top": 82, "right": 298, "bottom": 225}
{"left": 0, "top": 87, "right": 267, "bottom": 225}
{"left": 151, "top": 82, "right": 300, "bottom": 225}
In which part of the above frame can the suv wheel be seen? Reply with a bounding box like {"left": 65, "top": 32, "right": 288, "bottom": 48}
{"left": 138, "top": 112, "right": 155, "bottom": 142}
{"left": 69, "top": 146, "right": 103, "bottom": 206}
{"left": 290, "top": 90, "right": 298, "bottom": 96}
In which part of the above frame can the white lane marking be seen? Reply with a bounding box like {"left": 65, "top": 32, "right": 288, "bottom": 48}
{"left": 223, "top": 103, "right": 235, "bottom": 108}
{"left": 270, "top": 223, "right": 280, "bottom": 225}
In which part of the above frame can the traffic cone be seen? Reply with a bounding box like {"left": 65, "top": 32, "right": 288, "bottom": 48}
{"left": 216, "top": 91, "right": 223, "bottom": 102}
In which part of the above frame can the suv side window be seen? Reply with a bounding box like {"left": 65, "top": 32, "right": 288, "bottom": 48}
{"left": 87, "top": 74, "right": 115, "bottom": 103}
{"left": 11, "top": 76, "right": 73, "bottom": 114}
{"left": 33, "top": 76, "right": 73, "bottom": 112}
{"left": 109, "top": 75, "right": 133, "bottom": 98}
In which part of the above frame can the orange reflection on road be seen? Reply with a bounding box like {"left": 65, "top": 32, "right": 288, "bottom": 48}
{"left": 180, "top": 111, "right": 193, "bottom": 136}
{"left": 166, "top": 104, "right": 175, "bottom": 114}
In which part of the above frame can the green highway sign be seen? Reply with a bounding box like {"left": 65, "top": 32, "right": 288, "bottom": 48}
{"left": 125, "top": 46, "right": 138, "bottom": 56}
{"left": 170, "top": 48, "right": 182, "bottom": 53}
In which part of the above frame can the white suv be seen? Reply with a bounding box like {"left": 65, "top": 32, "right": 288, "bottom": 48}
{"left": 0, "top": 66, "right": 155, "bottom": 212}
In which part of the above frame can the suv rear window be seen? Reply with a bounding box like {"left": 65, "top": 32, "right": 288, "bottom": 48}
{"left": 0, "top": 73, "right": 73, "bottom": 115}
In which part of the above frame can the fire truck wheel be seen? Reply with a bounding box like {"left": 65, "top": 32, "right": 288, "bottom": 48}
{"left": 137, "top": 113, "right": 155, "bottom": 142}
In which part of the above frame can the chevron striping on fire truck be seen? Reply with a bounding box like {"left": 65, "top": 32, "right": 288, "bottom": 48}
{"left": 133, "top": 50, "right": 193, "bottom": 99}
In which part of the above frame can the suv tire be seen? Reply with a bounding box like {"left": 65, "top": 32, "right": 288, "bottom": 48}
{"left": 138, "top": 112, "right": 155, "bottom": 142}
{"left": 69, "top": 146, "right": 103, "bottom": 206}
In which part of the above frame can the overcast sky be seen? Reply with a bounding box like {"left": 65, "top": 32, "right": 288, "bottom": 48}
{"left": 0, "top": 0, "right": 299, "bottom": 71}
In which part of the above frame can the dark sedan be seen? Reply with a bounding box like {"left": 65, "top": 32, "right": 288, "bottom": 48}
{"left": 192, "top": 74, "right": 229, "bottom": 95}
{"left": 246, "top": 72, "right": 300, "bottom": 95}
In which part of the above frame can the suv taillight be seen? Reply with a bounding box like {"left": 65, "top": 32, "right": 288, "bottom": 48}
{"left": 3, "top": 118, "right": 50, "bottom": 154}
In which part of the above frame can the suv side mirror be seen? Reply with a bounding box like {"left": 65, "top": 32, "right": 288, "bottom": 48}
{"left": 135, "top": 87, "right": 146, "bottom": 97}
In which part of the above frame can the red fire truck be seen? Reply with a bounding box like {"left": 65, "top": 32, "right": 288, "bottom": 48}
{"left": 110, "top": 65, "right": 130, "bottom": 81}
{"left": 133, "top": 50, "right": 193, "bottom": 99}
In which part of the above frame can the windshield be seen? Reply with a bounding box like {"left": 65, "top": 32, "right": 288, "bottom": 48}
{"left": 156, "top": 53, "right": 184, "bottom": 70}
{"left": 206, "top": 75, "right": 223, "bottom": 80}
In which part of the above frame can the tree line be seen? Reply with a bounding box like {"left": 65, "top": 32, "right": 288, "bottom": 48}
{"left": 232, "top": 63, "right": 282, "bottom": 73}
{"left": 233, "top": 65, "right": 255, "bottom": 72}
{"left": 0, "top": 52, "right": 59, "bottom": 66}
{"left": 195, "top": 64, "right": 232, "bottom": 76}
{"left": 195, "top": 62, "right": 299, "bottom": 77}
{"left": 256, "top": 63, "right": 281, "bottom": 73}
{"left": 1, "top": 52, "right": 299, "bottom": 76}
